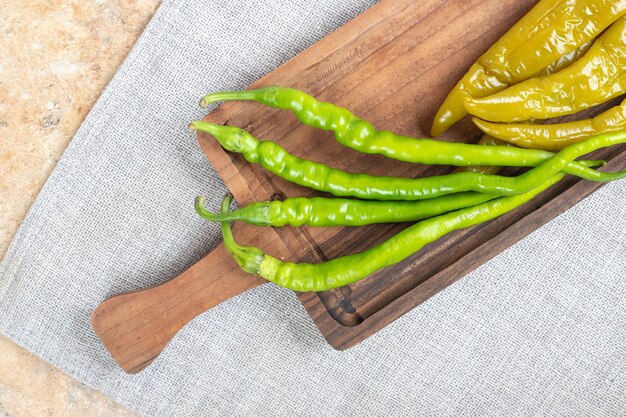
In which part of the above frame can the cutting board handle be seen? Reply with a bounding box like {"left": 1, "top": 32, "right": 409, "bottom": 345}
{"left": 91, "top": 243, "right": 266, "bottom": 373}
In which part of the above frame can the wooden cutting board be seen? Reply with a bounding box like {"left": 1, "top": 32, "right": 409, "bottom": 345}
{"left": 92, "top": 0, "right": 626, "bottom": 373}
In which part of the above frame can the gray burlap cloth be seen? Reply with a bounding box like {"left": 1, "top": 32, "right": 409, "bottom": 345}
{"left": 1, "top": 1, "right": 625, "bottom": 416}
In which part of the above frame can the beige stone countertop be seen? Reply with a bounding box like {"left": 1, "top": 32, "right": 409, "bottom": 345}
{"left": 0, "top": 1, "right": 161, "bottom": 415}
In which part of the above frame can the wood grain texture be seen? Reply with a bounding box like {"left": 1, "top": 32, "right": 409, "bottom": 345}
{"left": 92, "top": 211, "right": 296, "bottom": 373}
{"left": 93, "top": 0, "right": 626, "bottom": 372}
{"left": 198, "top": 0, "right": 626, "bottom": 349}
{"left": 92, "top": 243, "right": 264, "bottom": 373}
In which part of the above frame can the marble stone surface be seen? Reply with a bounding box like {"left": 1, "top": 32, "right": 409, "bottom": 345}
{"left": 0, "top": 335, "right": 135, "bottom": 416}
{"left": 0, "top": 0, "right": 160, "bottom": 415}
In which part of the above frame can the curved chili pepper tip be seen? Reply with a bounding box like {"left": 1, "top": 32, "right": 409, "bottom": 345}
{"left": 220, "top": 193, "right": 232, "bottom": 208}
{"left": 194, "top": 196, "right": 209, "bottom": 216}
{"left": 219, "top": 193, "right": 235, "bottom": 209}
{"left": 196, "top": 193, "right": 239, "bottom": 222}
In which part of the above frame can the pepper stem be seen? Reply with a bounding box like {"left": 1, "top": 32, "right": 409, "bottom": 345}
{"left": 188, "top": 120, "right": 219, "bottom": 135}
{"left": 190, "top": 120, "right": 252, "bottom": 155}
{"left": 200, "top": 90, "right": 259, "bottom": 107}
{"left": 218, "top": 194, "right": 265, "bottom": 275}
{"left": 195, "top": 196, "right": 246, "bottom": 222}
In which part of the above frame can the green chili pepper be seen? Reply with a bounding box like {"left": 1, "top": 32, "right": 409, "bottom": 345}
{"left": 456, "top": 135, "right": 512, "bottom": 175}
{"left": 431, "top": 0, "right": 625, "bottom": 136}
{"left": 190, "top": 121, "right": 626, "bottom": 200}
{"left": 195, "top": 192, "right": 498, "bottom": 227}
{"left": 200, "top": 86, "right": 606, "bottom": 175}
{"left": 472, "top": 97, "right": 626, "bottom": 151}
{"left": 197, "top": 157, "right": 602, "bottom": 227}
{"left": 219, "top": 173, "right": 564, "bottom": 292}
{"left": 465, "top": 16, "right": 626, "bottom": 123}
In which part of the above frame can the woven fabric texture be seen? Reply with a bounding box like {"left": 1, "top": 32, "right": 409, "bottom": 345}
{"left": 1, "top": 1, "right": 625, "bottom": 416}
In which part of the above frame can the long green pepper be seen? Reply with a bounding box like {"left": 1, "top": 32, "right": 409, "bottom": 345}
{"left": 195, "top": 192, "right": 498, "bottom": 227}
{"left": 219, "top": 174, "right": 563, "bottom": 292}
{"left": 200, "top": 86, "right": 612, "bottom": 182}
{"left": 190, "top": 121, "right": 626, "bottom": 201}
